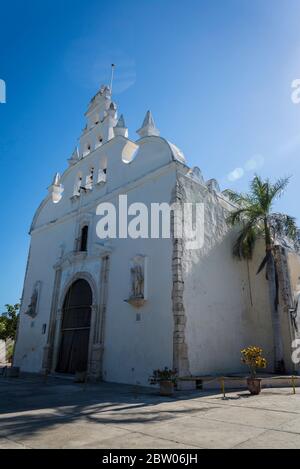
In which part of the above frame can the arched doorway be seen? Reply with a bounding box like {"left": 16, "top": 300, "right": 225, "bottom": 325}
{"left": 56, "top": 279, "right": 92, "bottom": 374}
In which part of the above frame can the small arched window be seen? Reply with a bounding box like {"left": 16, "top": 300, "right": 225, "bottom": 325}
{"left": 97, "top": 157, "right": 107, "bottom": 183}
{"left": 95, "top": 135, "right": 103, "bottom": 149}
{"left": 73, "top": 173, "right": 82, "bottom": 196}
{"left": 83, "top": 142, "right": 91, "bottom": 156}
{"left": 79, "top": 225, "right": 89, "bottom": 252}
{"left": 85, "top": 167, "right": 94, "bottom": 190}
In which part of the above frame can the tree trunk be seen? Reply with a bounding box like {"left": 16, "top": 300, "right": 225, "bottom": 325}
{"left": 267, "top": 252, "right": 285, "bottom": 373}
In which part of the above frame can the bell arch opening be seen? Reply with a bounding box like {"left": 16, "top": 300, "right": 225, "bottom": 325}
{"left": 56, "top": 279, "right": 92, "bottom": 374}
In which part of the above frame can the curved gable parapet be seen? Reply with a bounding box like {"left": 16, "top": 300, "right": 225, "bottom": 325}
{"left": 29, "top": 85, "right": 189, "bottom": 234}
{"left": 135, "top": 135, "right": 186, "bottom": 165}
{"left": 30, "top": 135, "right": 183, "bottom": 233}
{"left": 132, "top": 135, "right": 173, "bottom": 166}
{"left": 99, "top": 135, "right": 178, "bottom": 192}
{"left": 30, "top": 195, "right": 51, "bottom": 234}
{"left": 167, "top": 141, "right": 186, "bottom": 164}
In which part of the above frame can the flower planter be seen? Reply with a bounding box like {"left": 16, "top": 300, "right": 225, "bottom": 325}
{"left": 150, "top": 368, "right": 177, "bottom": 393}
{"left": 247, "top": 378, "right": 261, "bottom": 395}
{"left": 159, "top": 380, "right": 174, "bottom": 396}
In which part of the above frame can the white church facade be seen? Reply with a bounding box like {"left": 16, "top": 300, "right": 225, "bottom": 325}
{"left": 14, "top": 85, "right": 300, "bottom": 385}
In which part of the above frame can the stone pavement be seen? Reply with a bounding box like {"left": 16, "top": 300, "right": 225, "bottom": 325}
{"left": 1, "top": 374, "right": 300, "bottom": 449}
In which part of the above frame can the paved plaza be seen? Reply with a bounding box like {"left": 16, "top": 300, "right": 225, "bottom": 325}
{"left": 1, "top": 375, "right": 300, "bottom": 449}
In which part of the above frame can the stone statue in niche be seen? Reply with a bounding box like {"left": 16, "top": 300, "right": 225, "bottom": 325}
{"left": 131, "top": 264, "right": 144, "bottom": 298}
{"left": 25, "top": 281, "right": 41, "bottom": 318}
{"left": 125, "top": 256, "right": 147, "bottom": 308}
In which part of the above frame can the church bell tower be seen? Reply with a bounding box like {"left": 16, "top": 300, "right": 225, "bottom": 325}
{"left": 78, "top": 85, "right": 118, "bottom": 158}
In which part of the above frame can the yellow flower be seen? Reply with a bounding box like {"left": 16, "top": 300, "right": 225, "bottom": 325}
{"left": 241, "top": 345, "right": 267, "bottom": 371}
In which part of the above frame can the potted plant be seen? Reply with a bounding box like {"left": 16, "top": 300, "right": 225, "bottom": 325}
{"left": 149, "top": 367, "right": 177, "bottom": 396}
{"left": 241, "top": 346, "right": 267, "bottom": 395}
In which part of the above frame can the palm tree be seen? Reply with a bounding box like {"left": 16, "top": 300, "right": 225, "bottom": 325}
{"left": 225, "top": 175, "right": 298, "bottom": 373}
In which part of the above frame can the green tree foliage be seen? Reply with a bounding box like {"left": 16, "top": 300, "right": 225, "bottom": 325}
{"left": 0, "top": 303, "right": 20, "bottom": 341}
{"left": 225, "top": 175, "right": 297, "bottom": 373}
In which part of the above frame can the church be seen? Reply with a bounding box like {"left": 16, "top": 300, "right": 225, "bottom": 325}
{"left": 14, "top": 84, "right": 300, "bottom": 386}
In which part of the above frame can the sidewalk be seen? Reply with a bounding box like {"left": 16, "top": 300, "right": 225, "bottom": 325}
{"left": 1, "top": 374, "right": 300, "bottom": 448}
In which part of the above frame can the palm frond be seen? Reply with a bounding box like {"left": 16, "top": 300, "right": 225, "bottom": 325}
{"left": 269, "top": 177, "right": 291, "bottom": 201}
{"left": 226, "top": 208, "right": 248, "bottom": 226}
{"left": 227, "top": 204, "right": 265, "bottom": 228}
{"left": 268, "top": 213, "right": 298, "bottom": 241}
{"left": 250, "top": 175, "right": 273, "bottom": 212}
{"left": 233, "top": 223, "right": 258, "bottom": 260}
{"left": 250, "top": 175, "right": 265, "bottom": 197}
{"left": 227, "top": 174, "right": 297, "bottom": 261}
{"left": 256, "top": 250, "right": 272, "bottom": 275}
{"left": 222, "top": 189, "right": 242, "bottom": 204}
{"left": 281, "top": 214, "right": 297, "bottom": 240}
{"left": 223, "top": 189, "right": 257, "bottom": 207}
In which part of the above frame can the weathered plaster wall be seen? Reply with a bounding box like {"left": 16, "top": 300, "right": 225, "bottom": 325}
{"left": 246, "top": 240, "right": 277, "bottom": 371}
{"left": 287, "top": 251, "right": 300, "bottom": 295}
{"left": 102, "top": 170, "right": 175, "bottom": 386}
{"left": 278, "top": 248, "right": 300, "bottom": 373}
{"left": 13, "top": 218, "right": 91, "bottom": 372}
{"left": 14, "top": 134, "right": 177, "bottom": 385}
{"left": 179, "top": 173, "right": 275, "bottom": 376}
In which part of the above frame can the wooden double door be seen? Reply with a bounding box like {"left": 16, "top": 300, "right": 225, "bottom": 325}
{"left": 56, "top": 279, "right": 92, "bottom": 374}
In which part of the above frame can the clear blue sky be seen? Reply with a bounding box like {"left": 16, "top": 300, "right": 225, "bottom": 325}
{"left": 1, "top": 0, "right": 300, "bottom": 309}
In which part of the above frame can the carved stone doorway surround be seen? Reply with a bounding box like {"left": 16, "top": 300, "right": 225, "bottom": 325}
{"left": 42, "top": 255, "right": 110, "bottom": 381}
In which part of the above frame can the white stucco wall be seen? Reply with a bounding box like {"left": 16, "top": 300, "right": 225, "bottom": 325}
{"left": 102, "top": 171, "right": 175, "bottom": 385}
{"left": 179, "top": 173, "right": 275, "bottom": 376}
{"left": 14, "top": 218, "right": 79, "bottom": 372}
{"left": 14, "top": 132, "right": 177, "bottom": 385}
{"left": 282, "top": 250, "right": 300, "bottom": 373}
{"left": 15, "top": 84, "right": 286, "bottom": 384}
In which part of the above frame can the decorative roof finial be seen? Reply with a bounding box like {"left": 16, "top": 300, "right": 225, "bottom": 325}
{"left": 48, "top": 173, "right": 64, "bottom": 204}
{"left": 108, "top": 101, "right": 117, "bottom": 118}
{"left": 114, "top": 114, "right": 128, "bottom": 138}
{"left": 68, "top": 147, "right": 80, "bottom": 166}
{"left": 136, "top": 110, "right": 160, "bottom": 138}
{"left": 52, "top": 172, "right": 61, "bottom": 186}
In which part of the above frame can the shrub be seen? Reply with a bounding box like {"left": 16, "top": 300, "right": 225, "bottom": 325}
{"left": 241, "top": 346, "right": 267, "bottom": 378}
{"left": 6, "top": 342, "right": 14, "bottom": 363}
{"left": 149, "top": 367, "right": 177, "bottom": 385}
